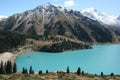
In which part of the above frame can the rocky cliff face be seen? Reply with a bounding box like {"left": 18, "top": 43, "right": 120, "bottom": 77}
{"left": 0, "top": 3, "right": 120, "bottom": 43}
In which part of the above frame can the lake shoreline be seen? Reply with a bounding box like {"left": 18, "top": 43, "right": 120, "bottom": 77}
{"left": 93, "top": 42, "right": 120, "bottom": 45}
{"left": 1, "top": 42, "right": 119, "bottom": 63}
{"left": 1, "top": 42, "right": 120, "bottom": 63}
{"left": 15, "top": 43, "right": 120, "bottom": 75}
{"left": 1, "top": 43, "right": 120, "bottom": 76}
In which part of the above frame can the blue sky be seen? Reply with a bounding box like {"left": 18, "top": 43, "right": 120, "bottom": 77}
{"left": 0, "top": 0, "right": 120, "bottom": 16}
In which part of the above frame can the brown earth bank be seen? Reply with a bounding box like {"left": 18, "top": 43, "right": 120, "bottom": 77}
{"left": 0, "top": 72, "right": 120, "bottom": 80}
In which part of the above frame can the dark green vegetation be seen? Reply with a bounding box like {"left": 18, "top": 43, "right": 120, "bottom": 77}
{"left": 38, "top": 70, "right": 42, "bottom": 75}
{"left": 0, "top": 61, "right": 17, "bottom": 74}
{"left": 29, "top": 66, "right": 34, "bottom": 74}
{"left": 0, "top": 61, "right": 120, "bottom": 80}
{"left": 0, "top": 28, "right": 91, "bottom": 53}
{"left": 0, "top": 64, "right": 120, "bottom": 80}
{"left": 77, "top": 67, "right": 81, "bottom": 75}
{"left": 39, "top": 39, "right": 91, "bottom": 52}
{"left": 0, "top": 31, "right": 26, "bottom": 53}
{"left": 66, "top": 66, "right": 70, "bottom": 74}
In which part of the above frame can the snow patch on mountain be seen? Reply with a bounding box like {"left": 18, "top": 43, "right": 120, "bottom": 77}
{"left": 80, "top": 8, "right": 120, "bottom": 27}
{"left": 0, "top": 15, "right": 7, "bottom": 20}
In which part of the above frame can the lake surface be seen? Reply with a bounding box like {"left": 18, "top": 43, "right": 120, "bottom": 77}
{"left": 15, "top": 44, "right": 120, "bottom": 74}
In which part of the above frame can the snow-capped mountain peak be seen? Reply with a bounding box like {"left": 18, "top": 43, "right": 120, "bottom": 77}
{"left": 0, "top": 15, "right": 7, "bottom": 20}
{"left": 15, "top": 3, "right": 80, "bottom": 24}
{"left": 80, "top": 8, "right": 120, "bottom": 26}
{"left": 35, "top": 3, "right": 54, "bottom": 10}
{"left": 81, "top": 8, "right": 104, "bottom": 20}
{"left": 34, "top": 3, "right": 69, "bottom": 13}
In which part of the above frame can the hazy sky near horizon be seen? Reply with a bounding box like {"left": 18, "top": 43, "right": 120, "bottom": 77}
{"left": 0, "top": 0, "right": 120, "bottom": 16}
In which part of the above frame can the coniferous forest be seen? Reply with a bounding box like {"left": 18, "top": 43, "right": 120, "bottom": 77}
{"left": 0, "top": 31, "right": 26, "bottom": 53}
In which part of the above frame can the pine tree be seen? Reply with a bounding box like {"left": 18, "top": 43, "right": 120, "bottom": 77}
{"left": 0, "top": 61, "right": 3, "bottom": 74}
{"left": 9, "top": 61, "right": 12, "bottom": 73}
{"left": 46, "top": 69, "right": 48, "bottom": 74}
{"left": 0, "top": 61, "right": 6, "bottom": 74}
{"left": 29, "top": 66, "right": 34, "bottom": 74}
{"left": 110, "top": 73, "right": 114, "bottom": 76}
{"left": 13, "top": 63, "right": 17, "bottom": 73}
{"left": 6, "top": 61, "right": 12, "bottom": 73}
{"left": 38, "top": 70, "right": 42, "bottom": 74}
{"left": 4, "top": 62, "right": 7, "bottom": 74}
{"left": 77, "top": 67, "right": 81, "bottom": 75}
{"left": 101, "top": 72, "right": 103, "bottom": 76}
{"left": 22, "top": 67, "right": 28, "bottom": 74}
{"left": 29, "top": 66, "right": 32, "bottom": 74}
{"left": 66, "top": 66, "right": 70, "bottom": 74}
{"left": 24, "top": 68, "right": 28, "bottom": 74}
{"left": 22, "top": 67, "right": 25, "bottom": 74}
{"left": 82, "top": 71, "right": 84, "bottom": 75}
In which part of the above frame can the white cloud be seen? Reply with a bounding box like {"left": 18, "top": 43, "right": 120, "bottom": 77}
{"left": 64, "top": 0, "right": 74, "bottom": 7}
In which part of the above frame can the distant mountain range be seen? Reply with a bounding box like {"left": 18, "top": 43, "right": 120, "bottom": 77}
{"left": 0, "top": 3, "right": 120, "bottom": 44}
{"left": 81, "top": 8, "right": 120, "bottom": 27}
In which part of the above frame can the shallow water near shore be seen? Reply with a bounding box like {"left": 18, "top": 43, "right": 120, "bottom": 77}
{"left": 15, "top": 44, "right": 120, "bottom": 75}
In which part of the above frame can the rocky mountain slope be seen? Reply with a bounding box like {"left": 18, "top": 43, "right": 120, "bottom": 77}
{"left": 0, "top": 3, "right": 120, "bottom": 44}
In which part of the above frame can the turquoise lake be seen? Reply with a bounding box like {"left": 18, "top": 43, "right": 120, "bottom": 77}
{"left": 15, "top": 44, "right": 120, "bottom": 75}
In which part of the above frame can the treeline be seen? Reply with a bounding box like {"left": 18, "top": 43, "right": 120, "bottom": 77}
{"left": 20, "top": 66, "right": 84, "bottom": 75}
{"left": 0, "top": 61, "right": 82, "bottom": 75}
{"left": 0, "top": 61, "right": 115, "bottom": 76}
{"left": 0, "top": 30, "right": 91, "bottom": 53}
{"left": 20, "top": 66, "right": 116, "bottom": 76}
{"left": 0, "top": 31, "right": 26, "bottom": 53}
{"left": 0, "top": 61, "right": 17, "bottom": 74}
{"left": 39, "top": 40, "right": 91, "bottom": 52}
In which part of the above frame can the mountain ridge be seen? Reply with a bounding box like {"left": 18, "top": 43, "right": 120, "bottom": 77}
{"left": 80, "top": 8, "right": 120, "bottom": 27}
{"left": 0, "top": 3, "right": 120, "bottom": 44}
